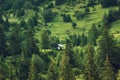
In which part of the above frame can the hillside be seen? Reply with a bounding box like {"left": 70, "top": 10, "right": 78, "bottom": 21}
{"left": 0, "top": 0, "right": 120, "bottom": 80}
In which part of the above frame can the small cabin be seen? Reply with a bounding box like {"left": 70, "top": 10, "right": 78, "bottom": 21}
{"left": 57, "top": 44, "right": 64, "bottom": 50}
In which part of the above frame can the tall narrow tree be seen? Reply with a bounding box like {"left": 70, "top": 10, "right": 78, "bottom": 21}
{"left": 60, "top": 52, "right": 75, "bottom": 80}
{"left": 97, "top": 26, "right": 120, "bottom": 70}
{"left": 85, "top": 44, "right": 100, "bottom": 80}
{"left": 102, "top": 54, "right": 115, "bottom": 80}
{"left": 24, "top": 28, "right": 39, "bottom": 57}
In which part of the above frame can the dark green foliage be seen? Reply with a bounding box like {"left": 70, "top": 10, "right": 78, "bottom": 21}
{"left": 81, "top": 32, "right": 87, "bottom": 46}
{"left": 102, "top": 54, "right": 115, "bottom": 80}
{"left": 85, "top": 7, "right": 90, "bottom": 14}
{"left": 46, "top": 2, "right": 54, "bottom": 9}
{"left": 32, "top": 0, "right": 47, "bottom": 6}
{"left": 87, "top": 0, "right": 97, "bottom": 6}
{"left": 55, "top": 0, "right": 67, "bottom": 5}
{"left": 88, "top": 24, "right": 98, "bottom": 45}
{"left": 27, "top": 16, "right": 38, "bottom": 27}
{"left": 43, "top": 9, "right": 56, "bottom": 22}
{"left": 74, "top": 11, "right": 86, "bottom": 20}
{"left": 0, "top": 24, "right": 7, "bottom": 55}
{"left": 11, "top": 1, "right": 21, "bottom": 10}
{"left": 23, "top": 1, "right": 34, "bottom": 10}
{"left": 85, "top": 44, "right": 100, "bottom": 80}
{"left": 98, "top": 26, "right": 120, "bottom": 70}
{"left": 0, "top": 9, "right": 3, "bottom": 24}
{"left": 60, "top": 51, "right": 75, "bottom": 80}
{"left": 19, "top": 20, "right": 27, "bottom": 29}
{"left": 40, "top": 29, "right": 51, "bottom": 49}
{"left": 19, "top": 58, "right": 30, "bottom": 80}
{"left": 24, "top": 28, "right": 39, "bottom": 57}
{"left": 101, "top": 0, "right": 117, "bottom": 7}
{"left": 62, "top": 14, "right": 72, "bottom": 23}
{"left": 8, "top": 26, "right": 22, "bottom": 55}
{"left": 16, "top": 9, "right": 25, "bottom": 17}
{"left": 68, "top": 34, "right": 81, "bottom": 46}
{"left": 28, "top": 54, "right": 44, "bottom": 80}
{"left": 0, "top": 56, "right": 5, "bottom": 80}
{"left": 72, "top": 22, "right": 77, "bottom": 29}
{"left": 3, "top": 18, "right": 10, "bottom": 31}
{"left": 47, "top": 59, "right": 58, "bottom": 80}
{"left": 107, "top": 9, "right": 120, "bottom": 23}
{"left": 65, "top": 39, "right": 75, "bottom": 66}
{"left": 50, "top": 36, "right": 60, "bottom": 49}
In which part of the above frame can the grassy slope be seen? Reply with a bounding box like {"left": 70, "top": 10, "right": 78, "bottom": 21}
{"left": 7, "top": 3, "right": 120, "bottom": 41}
{"left": 48, "top": 4, "right": 119, "bottom": 40}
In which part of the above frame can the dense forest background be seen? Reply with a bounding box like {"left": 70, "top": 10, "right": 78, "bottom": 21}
{"left": 0, "top": 0, "right": 120, "bottom": 80}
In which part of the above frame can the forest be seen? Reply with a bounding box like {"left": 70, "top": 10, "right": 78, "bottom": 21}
{"left": 0, "top": 0, "right": 120, "bottom": 80}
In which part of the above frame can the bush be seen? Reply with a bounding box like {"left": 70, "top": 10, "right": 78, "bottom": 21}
{"left": 72, "top": 22, "right": 77, "bottom": 29}
{"left": 43, "top": 9, "right": 56, "bottom": 22}
{"left": 74, "top": 11, "right": 85, "bottom": 20}
{"left": 62, "top": 14, "right": 72, "bottom": 22}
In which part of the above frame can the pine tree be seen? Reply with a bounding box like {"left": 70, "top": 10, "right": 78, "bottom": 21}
{"left": 88, "top": 24, "right": 98, "bottom": 45}
{"left": 24, "top": 28, "right": 39, "bottom": 57}
{"left": 65, "top": 38, "right": 75, "bottom": 66}
{"left": 27, "top": 54, "right": 38, "bottom": 80}
{"left": 102, "top": 54, "right": 115, "bottom": 80}
{"left": 28, "top": 54, "right": 44, "bottom": 80}
{"left": 81, "top": 32, "right": 87, "bottom": 46}
{"left": 47, "top": 58, "right": 58, "bottom": 80}
{"left": 60, "top": 52, "right": 75, "bottom": 80}
{"left": 0, "top": 24, "right": 7, "bottom": 55}
{"left": 98, "top": 26, "right": 120, "bottom": 69}
{"left": 40, "top": 29, "right": 51, "bottom": 49}
{"left": 85, "top": 44, "right": 100, "bottom": 80}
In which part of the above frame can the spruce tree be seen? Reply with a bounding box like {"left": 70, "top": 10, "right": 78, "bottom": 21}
{"left": 88, "top": 24, "right": 98, "bottom": 45}
{"left": 47, "top": 59, "right": 58, "bottom": 80}
{"left": 102, "top": 54, "right": 115, "bottom": 80}
{"left": 98, "top": 26, "right": 117, "bottom": 68}
{"left": 65, "top": 38, "right": 75, "bottom": 66}
{"left": 81, "top": 32, "right": 87, "bottom": 46}
{"left": 24, "top": 28, "right": 39, "bottom": 57}
{"left": 27, "top": 54, "right": 37, "bottom": 80}
{"left": 85, "top": 44, "right": 100, "bottom": 80}
{"left": 60, "top": 52, "right": 75, "bottom": 80}
{"left": 40, "top": 29, "right": 51, "bottom": 49}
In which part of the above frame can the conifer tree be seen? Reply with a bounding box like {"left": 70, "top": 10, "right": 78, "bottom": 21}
{"left": 28, "top": 54, "right": 44, "bottom": 80}
{"left": 88, "top": 24, "right": 98, "bottom": 45}
{"left": 24, "top": 28, "right": 39, "bottom": 57}
{"left": 85, "top": 44, "right": 100, "bottom": 80}
{"left": 27, "top": 54, "right": 38, "bottom": 80}
{"left": 65, "top": 39, "right": 75, "bottom": 66}
{"left": 40, "top": 29, "right": 51, "bottom": 49}
{"left": 81, "top": 32, "right": 87, "bottom": 46}
{"left": 98, "top": 26, "right": 120, "bottom": 68}
{"left": 102, "top": 54, "right": 115, "bottom": 80}
{"left": 47, "top": 59, "right": 58, "bottom": 80}
{"left": 60, "top": 52, "right": 75, "bottom": 80}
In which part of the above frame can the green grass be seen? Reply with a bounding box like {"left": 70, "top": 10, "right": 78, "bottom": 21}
{"left": 47, "top": 5, "right": 116, "bottom": 39}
